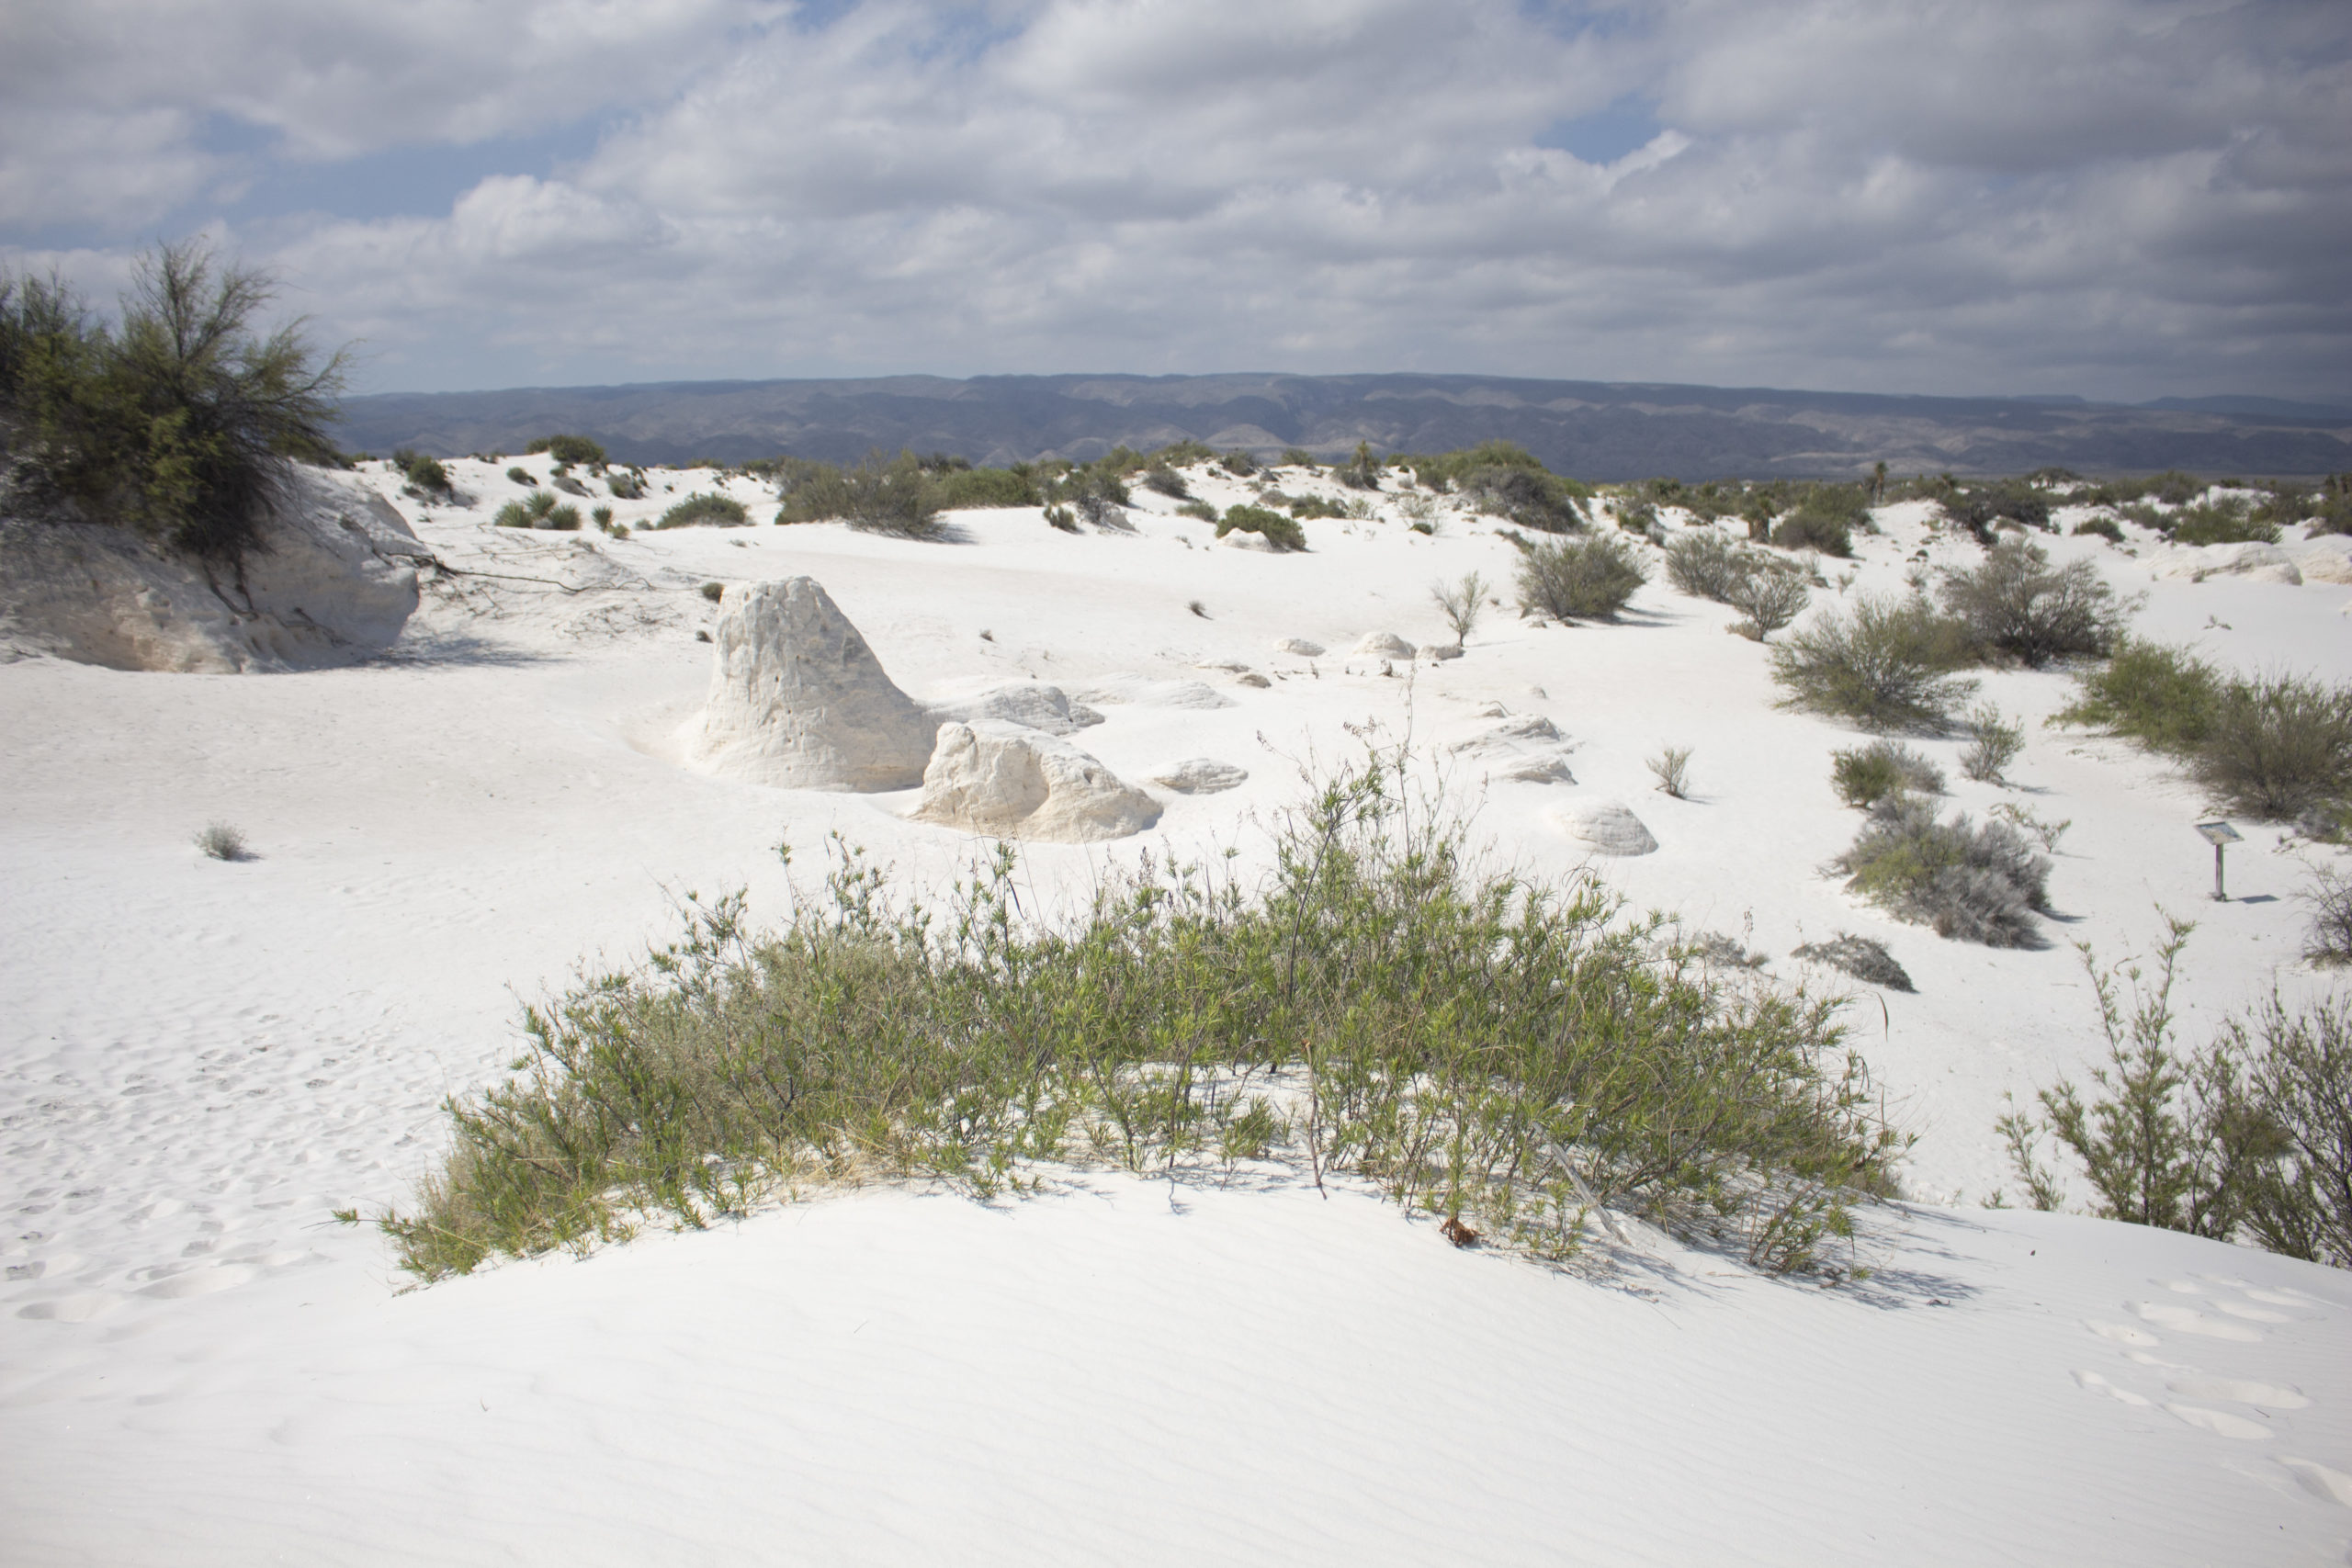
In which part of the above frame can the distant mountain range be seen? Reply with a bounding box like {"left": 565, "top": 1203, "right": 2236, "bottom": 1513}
{"left": 333, "top": 372, "right": 2352, "bottom": 481}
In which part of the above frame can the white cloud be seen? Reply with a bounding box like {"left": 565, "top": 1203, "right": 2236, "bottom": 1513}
{"left": 6, "top": 0, "right": 2346, "bottom": 400}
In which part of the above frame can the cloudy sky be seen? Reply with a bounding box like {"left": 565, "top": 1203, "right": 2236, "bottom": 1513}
{"left": 4, "top": 0, "right": 2346, "bottom": 401}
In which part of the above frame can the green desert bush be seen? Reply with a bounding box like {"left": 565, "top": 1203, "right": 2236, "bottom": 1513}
{"left": 592, "top": 504, "right": 615, "bottom": 530}
{"left": 2072, "top": 515, "right": 2122, "bottom": 542}
{"left": 2165, "top": 496, "right": 2280, "bottom": 547}
{"left": 1937, "top": 538, "right": 2125, "bottom": 668}
{"left": 1830, "top": 741, "right": 1945, "bottom": 808}
{"left": 527, "top": 434, "right": 605, "bottom": 467}
{"left": 606, "top": 470, "right": 645, "bottom": 501}
{"left": 1280, "top": 446, "right": 1319, "bottom": 468}
{"left": 1770, "top": 488, "right": 1865, "bottom": 557}
{"left": 657, "top": 493, "right": 750, "bottom": 529}
{"left": 1461, "top": 464, "right": 1586, "bottom": 532}
{"left": 933, "top": 467, "right": 1040, "bottom": 510}
{"left": 194, "top": 822, "right": 248, "bottom": 861}
{"left": 1664, "top": 530, "right": 1747, "bottom": 602}
{"left": 2057, "top": 641, "right": 2352, "bottom": 819}
{"left": 1725, "top": 566, "right": 1811, "bottom": 641}
{"left": 1791, "top": 934, "right": 1915, "bottom": 993}
{"left": 780, "top": 450, "right": 945, "bottom": 537}
{"left": 0, "top": 240, "right": 350, "bottom": 564}
{"left": 1218, "top": 448, "right": 1260, "bottom": 477}
{"left": 2303, "top": 863, "right": 2352, "bottom": 968}
{"left": 1770, "top": 595, "right": 1978, "bottom": 732}
{"left": 1515, "top": 533, "right": 1647, "bottom": 622}
{"left": 546, "top": 502, "right": 582, "bottom": 531}
{"left": 1961, "top": 704, "right": 2026, "bottom": 784}
{"left": 1176, "top": 500, "right": 1218, "bottom": 522}
{"left": 1337, "top": 440, "right": 1382, "bottom": 491}
{"left": 1140, "top": 463, "right": 1189, "bottom": 499}
{"left": 505, "top": 465, "right": 533, "bottom": 485}
{"left": 1940, "top": 482, "right": 2051, "bottom": 542}
{"left": 1217, "top": 504, "right": 1306, "bottom": 551}
{"left": 495, "top": 490, "right": 560, "bottom": 528}
{"left": 1430, "top": 570, "right": 1487, "bottom": 644}
{"left": 1287, "top": 493, "right": 1346, "bottom": 521}
{"left": 2002, "top": 919, "right": 2352, "bottom": 1266}
{"left": 1832, "top": 794, "right": 2051, "bottom": 947}
{"left": 380, "top": 755, "right": 1903, "bottom": 1281}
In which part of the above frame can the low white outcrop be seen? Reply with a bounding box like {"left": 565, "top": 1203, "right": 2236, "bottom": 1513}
{"left": 681, "top": 577, "right": 937, "bottom": 791}
{"left": 913, "top": 721, "right": 1161, "bottom": 842}
{"left": 930, "top": 682, "right": 1105, "bottom": 737}
{"left": 1272, "top": 637, "right": 1325, "bottom": 657}
{"left": 1452, "top": 715, "right": 1577, "bottom": 784}
{"left": 2290, "top": 537, "right": 2352, "bottom": 584}
{"left": 1353, "top": 631, "right": 1415, "bottom": 658}
{"left": 2147, "top": 542, "right": 2302, "bottom": 585}
{"left": 1150, "top": 758, "right": 1248, "bottom": 794}
{"left": 1068, "top": 674, "right": 1236, "bottom": 710}
{"left": 0, "top": 463, "right": 424, "bottom": 671}
{"left": 1556, "top": 802, "right": 1659, "bottom": 856}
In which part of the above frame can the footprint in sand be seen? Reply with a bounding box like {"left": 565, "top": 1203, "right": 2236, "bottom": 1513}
{"left": 2243, "top": 1287, "right": 2321, "bottom": 1308}
{"left": 16, "top": 1292, "right": 119, "bottom": 1322}
{"left": 2132, "top": 1302, "right": 2263, "bottom": 1342}
{"left": 2074, "top": 1370, "right": 2152, "bottom": 1407}
{"left": 2166, "top": 1374, "right": 2308, "bottom": 1409}
{"left": 135, "top": 1263, "right": 255, "bottom": 1299}
{"left": 2278, "top": 1458, "right": 2352, "bottom": 1508}
{"left": 2165, "top": 1404, "right": 2273, "bottom": 1440}
{"left": 2085, "top": 1318, "right": 2161, "bottom": 1348}
{"left": 2213, "top": 1301, "right": 2293, "bottom": 1323}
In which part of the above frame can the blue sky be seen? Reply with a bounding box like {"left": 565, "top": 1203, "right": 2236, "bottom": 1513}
{"left": 5, "top": 0, "right": 2346, "bottom": 402}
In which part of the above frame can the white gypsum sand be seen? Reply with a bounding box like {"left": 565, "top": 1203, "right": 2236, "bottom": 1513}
{"left": 2, "top": 457, "right": 2348, "bottom": 1565}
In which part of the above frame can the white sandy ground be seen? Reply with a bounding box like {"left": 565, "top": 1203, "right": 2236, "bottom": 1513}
{"left": 3, "top": 457, "right": 2349, "bottom": 1563}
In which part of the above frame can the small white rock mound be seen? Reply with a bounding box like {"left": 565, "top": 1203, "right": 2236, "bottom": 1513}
{"left": 931, "top": 682, "right": 1104, "bottom": 737}
{"left": 1272, "top": 637, "right": 1325, "bottom": 657}
{"left": 682, "top": 577, "right": 937, "bottom": 791}
{"left": 1068, "top": 674, "right": 1237, "bottom": 710}
{"left": 1151, "top": 758, "right": 1248, "bottom": 794}
{"left": 2290, "top": 537, "right": 2352, "bottom": 584}
{"left": 2148, "top": 542, "right": 2302, "bottom": 585}
{"left": 0, "top": 463, "right": 424, "bottom": 671}
{"left": 1419, "top": 642, "right": 1464, "bottom": 662}
{"left": 1556, "top": 802, "right": 1658, "bottom": 856}
{"left": 913, "top": 721, "right": 1161, "bottom": 842}
{"left": 1353, "top": 630, "right": 1416, "bottom": 658}
{"left": 1452, "top": 715, "right": 1577, "bottom": 784}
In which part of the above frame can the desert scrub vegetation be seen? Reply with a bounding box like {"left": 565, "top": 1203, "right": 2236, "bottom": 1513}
{"left": 1429, "top": 570, "right": 1487, "bottom": 644}
{"left": 1769, "top": 487, "right": 1864, "bottom": 557}
{"left": 2056, "top": 639, "right": 2352, "bottom": 820}
{"left": 1939, "top": 481, "right": 2052, "bottom": 544}
{"left": 1514, "top": 532, "right": 1647, "bottom": 623}
{"left": 1792, "top": 935, "right": 1914, "bottom": 994}
{"left": 2001, "top": 919, "right": 2352, "bottom": 1266}
{"left": 194, "top": 822, "right": 248, "bottom": 861}
{"left": 777, "top": 449, "right": 945, "bottom": 538}
{"left": 0, "top": 239, "right": 349, "bottom": 565}
{"left": 381, "top": 755, "right": 1903, "bottom": 1281}
{"left": 1830, "top": 741, "right": 1945, "bottom": 809}
{"left": 1831, "top": 794, "right": 2051, "bottom": 947}
{"left": 656, "top": 493, "right": 749, "bottom": 529}
{"left": 527, "top": 434, "right": 605, "bottom": 468}
{"left": 1937, "top": 538, "right": 2125, "bottom": 668}
{"left": 1770, "top": 594, "right": 1978, "bottom": 732}
{"left": 1216, "top": 504, "right": 1306, "bottom": 552}
{"left": 495, "top": 490, "right": 561, "bottom": 529}
{"left": 1961, "top": 705, "right": 2026, "bottom": 784}
{"left": 1663, "top": 531, "right": 1810, "bottom": 638}
{"left": 1402, "top": 441, "right": 1589, "bottom": 532}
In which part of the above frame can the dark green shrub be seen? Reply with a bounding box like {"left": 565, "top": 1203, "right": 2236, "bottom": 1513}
{"left": 504, "top": 465, "right": 531, "bottom": 485}
{"left": 779, "top": 450, "right": 944, "bottom": 537}
{"left": 527, "top": 434, "right": 605, "bottom": 467}
{"left": 1771, "top": 505, "right": 1853, "bottom": 557}
{"left": 1961, "top": 704, "right": 2025, "bottom": 784}
{"left": 1176, "top": 500, "right": 1218, "bottom": 522}
{"left": 2165, "top": 497, "right": 2280, "bottom": 547}
{"left": 1937, "top": 537, "right": 2124, "bottom": 668}
{"left": 1770, "top": 595, "right": 1978, "bottom": 731}
{"left": 606, "top": 470, "right": 645, "bottom": 501}
{"left": 2192, "top": 674, "right": 2352, "bottom": 819}
{"left": 1832, "top": 794, "right": 2050, "bottom": 946}
{"left": 1280, "top": 446, "right": 1318, "bottom": 468}
{"left": 592, "top": 504, "right": 615, "bottom": 530}
{"left": 2055, "top": 638, "right": 2224, "bottom": 754}
{"left": 1218, "top": 449, "right": 1260, "bottom": 476}
{"left": 1791, "top": 934, "right": 1915, "bottom": 993}
{"left": 380, "top": 758, "right": 1902, "bottom": 1280}
{"left": 1338, "top": 440, "right": 1381, "bottom": 491}
{"left": 1217, "top": 504, "right": 1306, "bottom": 551}
{"left": 932, "top": 467, "right": 1038, "bottom": 510}
{"left": 1288, "top": 494, "right": 1346, "bottom": 520}
{"left": 547, "top": 502, "right": 583, "bottom": 531}
{"left": 657, "top": 493, "right": 750, "bottom": 529}
{"left": 700, "top": 581, "right": 725, "bottom": 603}
{"left": 1514, "top": 533, "right": 1647, "bottom": 622}
{"left": 0, "top": 240, "right": 350, "bottom": 564}
{"left": 1940, "top": 482, "right": 2051, "bottom": 542}
{"left": 1140, "top": 463, "right": 1189, "bottom": 499}
{"left": 1831, "top": 741, "right": 1945, "bottom": 807}
{"left": 1462, "top": 465, "right": 1585, "bottom": 532}
{"left": 495, "top": 490, "right": 560, "bottom": 528}
{"left": 2072, "top": 515, "right": 2122, "bottom": 541}
{"left": 2305, "top": 863, "right": 2352, "bottom": 967}
{"left": 402, "top": 453, "right": 452, "bottom": 496}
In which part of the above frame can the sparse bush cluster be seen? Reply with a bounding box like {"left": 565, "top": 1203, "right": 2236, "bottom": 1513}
{"left": 655, "top": 493, "right": 748, "bottom": 529}
{"left": 1830, "top": 741, "right": 1944, "bottom": 808}
{"left": 381, "top": 759, "right": 1902, "bottom": 1281}
{"left": 1216, "top": 504, "right": 1306, "bottom": 552}
{"left": 494, "top": 490, "right": 582, "bottom": 530}
{"left": 1513, "top": 532, "right": 1647, "bottom": 622}
{"left": 777, "top": 449, "right": 944, "bottom": 537}
{"left": 1, "top": 240, "right": 349, "bottom": 564}
{"left": 1770, "top": 594, "right": 1978, "bottom": 731}
{"left": 526, "top": 433, "right": 606, "bottom": 468}
{"left": 1831, "top": 794, "right": 2052, "bottom": 947}
{"left": 2003, "top": 919, "right": 2352, "bottom": 1267}
{"left": 2058, "top": 639, "right": 2352, "bottom": 820}
{"left": 1792, "top": 935, "right": 1915, "bottom": 993}
{"left": 1663, "top": 531, "right": 1812, "bottom": 639}
{"left": 1937, "top": 538, "right": 2126, "bottom": 668}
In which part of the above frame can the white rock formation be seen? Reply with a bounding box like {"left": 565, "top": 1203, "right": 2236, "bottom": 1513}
{"left": 1419, "top": 642, "right": 1464, "bottom": 662}
{"left": 931, "top": 682, "right": 1104, "bottom": 737}
{"left": 1068, "top": 674, "right": 1236, "bottom": 710}
{"left": 2290, "top": 538, "right": 2352, "bottom": 584}
{"left": 1556, "top": 802, "right": 1658, "bottom": 856}
{"left": 1272, "top": 637, "right": 1325, "bottom": 657}
{"left": 2148, "top": 542, "right": 2302, "bottom": 584}
{"left": 1150, "top": 758, "right": 1248, "bottom": 794}
{"left": 1451, "top": 715, "right": 1577, "bottom": 784}
{"left": 681, "top": 577, "right": 937, "bottom": 791}
{"left": 913, "top": 721, "right": 1161, "bottom": 842}
{"left": 0, "top": 463, "right": 424, "bottom": 671}
{"left": 1353, "top": 631, "right": 1416, "bottom": 658}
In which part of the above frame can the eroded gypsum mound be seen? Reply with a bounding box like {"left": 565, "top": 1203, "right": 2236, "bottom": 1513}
{"left": 682, "top": 577, "right": 937, "bottom": 791}
{"left": 913, "top": 721, "right": 1161, "bottom": 842}
{"left": 0, "top": 463, "right": 424, "bottom": 672}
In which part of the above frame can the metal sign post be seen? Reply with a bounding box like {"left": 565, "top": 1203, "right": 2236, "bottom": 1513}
{"left": 2196, "top": 821, "right": 2242, "bottom": 901}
